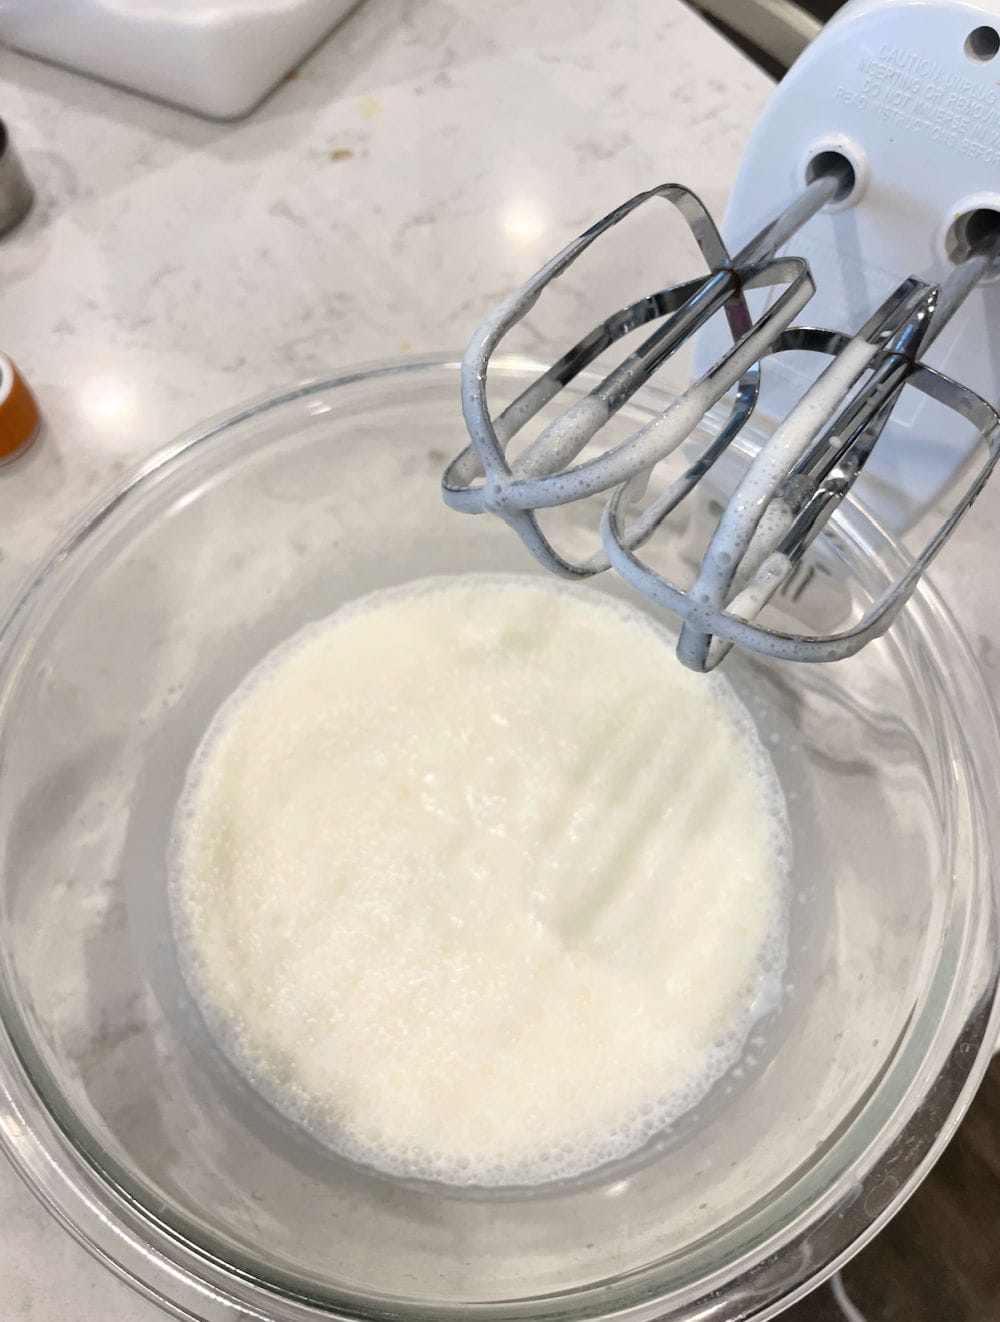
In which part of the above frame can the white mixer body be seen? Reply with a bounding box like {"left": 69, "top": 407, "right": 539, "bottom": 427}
{"left": 694, "top": 0, "right": 1000, "bottom": 526}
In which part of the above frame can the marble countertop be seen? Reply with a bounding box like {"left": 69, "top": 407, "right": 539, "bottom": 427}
{"left": 1, "top": 1, "right": 998, "bottom": 1318}
{"left": 0, "top": 3, "right": 775, "bottom": 1317}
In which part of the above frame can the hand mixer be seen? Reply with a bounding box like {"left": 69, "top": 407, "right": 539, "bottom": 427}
{"left": 442, "top": 0, "right": 1000, "bottom": 670}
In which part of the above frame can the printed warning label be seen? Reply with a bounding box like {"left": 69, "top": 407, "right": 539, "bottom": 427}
{"left": 835, "top": 43, "right": 1000, "bottom": 162}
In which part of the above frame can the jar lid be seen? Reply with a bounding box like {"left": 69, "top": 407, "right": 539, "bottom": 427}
{"left": 0, "top": 352, "right": 40, "bottom": 462}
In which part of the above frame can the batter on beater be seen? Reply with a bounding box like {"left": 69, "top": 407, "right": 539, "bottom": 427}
{"left": 170, "top": 575, "right": 789, "bottom": 1186}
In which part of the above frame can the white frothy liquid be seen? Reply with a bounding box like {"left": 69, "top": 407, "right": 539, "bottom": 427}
{"left": 171, "top": 575, "right": 789, "bottom": 1186}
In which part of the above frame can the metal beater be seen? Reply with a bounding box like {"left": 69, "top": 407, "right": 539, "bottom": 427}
{"left": 442, "top": 0, "right": 1000, "bottom": 670}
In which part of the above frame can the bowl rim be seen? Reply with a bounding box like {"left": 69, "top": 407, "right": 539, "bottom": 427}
{"left": 1, "top": 353, "right": 999, "bottom": 1322}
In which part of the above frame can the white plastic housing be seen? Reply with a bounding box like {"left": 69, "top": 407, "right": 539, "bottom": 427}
{"left": 694, "top": 0, "right": 1000, "bottom": 526}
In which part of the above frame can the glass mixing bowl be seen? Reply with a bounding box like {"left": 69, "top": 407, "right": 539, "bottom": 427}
{"left": 0, "top": 356, "right": 998, "bottom": 1322}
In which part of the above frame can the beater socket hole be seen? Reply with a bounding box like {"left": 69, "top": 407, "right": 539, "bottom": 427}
{"left": 805, "top": 150, "right": 856, "bottom": 205}
{"left": 945, "top": 207, "right": 1000, "bottom": 263}
{"left": 965, "top": 25, "right": 1000, "bottom": 61}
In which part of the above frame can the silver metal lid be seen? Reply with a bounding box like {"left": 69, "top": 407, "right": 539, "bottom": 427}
{"left": 0, "top": 116, "right": 33, "bottom": 237}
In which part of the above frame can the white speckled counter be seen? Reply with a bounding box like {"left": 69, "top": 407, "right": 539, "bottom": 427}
{"left": 0, "top": 5, "right": 772, "bottom": 1316}
{"left": 0, "top": 1, "right": 997, "bottom": 1318}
